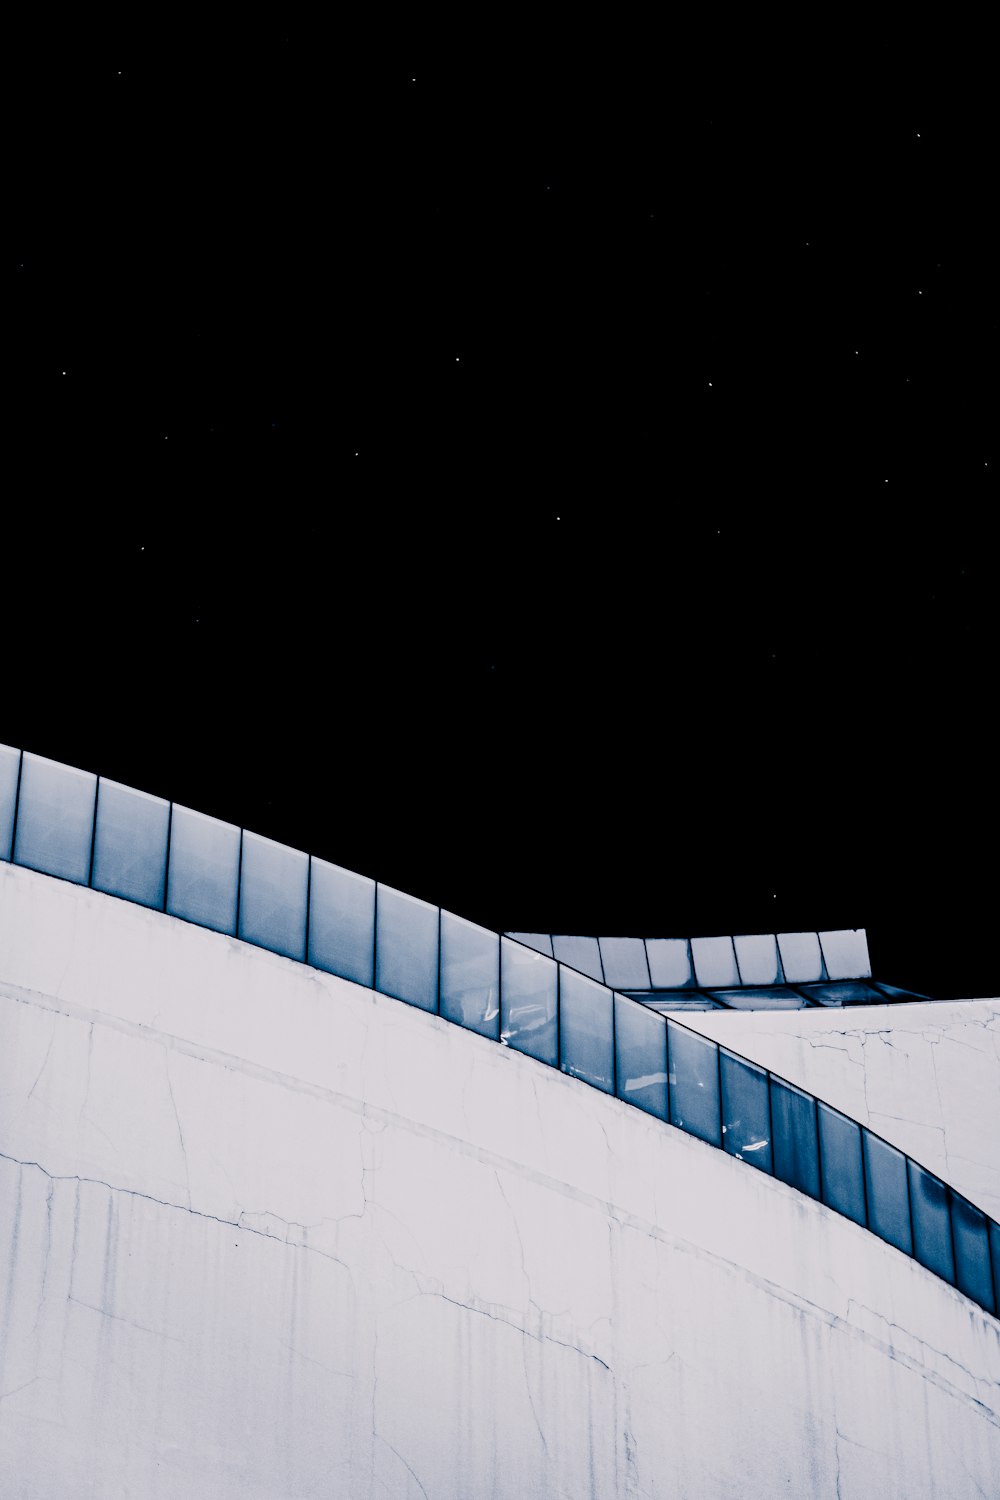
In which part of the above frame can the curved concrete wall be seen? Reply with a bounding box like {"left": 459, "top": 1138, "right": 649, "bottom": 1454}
{"left": 1, "top": 864, "right": 998, "bottom": 1498}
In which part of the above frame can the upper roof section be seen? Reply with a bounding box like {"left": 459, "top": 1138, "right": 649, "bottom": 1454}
{"left": 503, "top": 930, "right": 927, "bottom": 1010}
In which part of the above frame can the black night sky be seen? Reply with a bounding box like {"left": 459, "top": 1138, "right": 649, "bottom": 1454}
{"left": 7, "top": 42, "right": 996, "bottom": 997}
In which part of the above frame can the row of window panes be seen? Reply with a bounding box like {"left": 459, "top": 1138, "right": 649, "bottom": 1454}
{"left": 513, "top": 929, "right": 873, "bottom": 989}
{"left": 1, "top": 747, "right": 996, "bottom": 1317}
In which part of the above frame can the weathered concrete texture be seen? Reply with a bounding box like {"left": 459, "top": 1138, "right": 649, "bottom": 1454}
{"left": 682, "top": 1000, "right": 1000, "bottom": 1219}
{"left": 1, "top": 863, "right": 998, "bottom": 1498}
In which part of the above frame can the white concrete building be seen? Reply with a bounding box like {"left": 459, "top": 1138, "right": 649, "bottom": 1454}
{"left": 1, "top": 747, "right": 998, "bottom": 1497}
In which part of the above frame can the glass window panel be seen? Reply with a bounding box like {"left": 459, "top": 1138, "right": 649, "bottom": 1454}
{"left": 165, "top": 805, "right": 241, "bottom": 935}
{"left": 868, "top": 982, "right": 929, "bottom": 1003}
{"left": 720, "top": 1052, "right": 772, "bottom": 1172}
{"left": 818, "top": 928, "right": 871, "bottom": 980}
{"left": 13, "top": 753, "right": 97, "bottom": 886}
{"left": 92, "top": 780, "right": 170, "bottom": 910}
{"left": 559, "top": 968, "right": 614, "bottom": 1094}
{"left": 598, "top": 937, "right": 650, "bottom": 990}
{"left": 238, "top": 831, "right": 308, "bottom": 962}
{"left": 734, "top": 933, "right": 783, "bottom": 986}
{"left": 797, "top": 981, "right": 886, "bottom": 1007}
{"left": 691, "top": 936, "right": 740, "bottom": 988}
{"left": 500, "top": 938, "right": 558, "bottom": 1066}
{"left": 817, "top": 1103, "right": 866, "bottom": 1227}
{"left": 0, "top": 744, "right": 21, "bottom": 862}
{"left": 862, "top": 1132, "right": 912, "bottom": 1254}
{"left": 375, "top": 886, "right": 438, "bottom": 1013}
{"left": 907, "top": 1162, "right": 955, "bottom": 1284}
{"left": 667, "top": 1023, "right": 721, "bottom": 1147}
{"left": 551, "top": 934, "right": 604, "bottom": 982}
{"left": 709, "top": 988, "right": 811, "bottom": 1011}
{"left": 771, "top": 1079, "right": 821, "bottom": 1200}
{"left": 777, "top": 931, "right": 826, "bottom": 982}
{"left": 440, "top": 911, "right": 499, "bottom": 1039}
{"left": 645, "top": 938, "right": 695, "bottom": 989}
{"left": 639, "top": 994, "right": 725, "bottom": 1012}
{"left": 308, "top": 858, "right": 375, "bottom": 987}
{"left": 990, "top": 1220, "right": 1000, "bottom": 1316}
{"left": 614, "top": 996, "right": 667, "bottom": 1119}
{"left": 950, "top": 1195, "right": 996, "bottom": 1312}
{"left": 505, "top": 932, "right": 553, "bottom": 956}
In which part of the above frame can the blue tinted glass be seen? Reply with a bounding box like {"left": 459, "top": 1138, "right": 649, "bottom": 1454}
{"left": 950, "top": 1196, "right": 996, "bottom": 1312}
{"left": 798, "top": 981, "right": 886, "bottom": 1007}
{"left": 720, "top": 1052, "right": 772, "bottom": 1172}
{"left": 733, "top": 933, "right": 782, "bottom": 986}
{"left": 238, "top": 831, "right": 308, "bottom": 961}
{"left": 771, "top": 1080, "right": 821, "bottom": 1200}
{"left": 640, "top": 994, "right": 725, "bottom": 1011}
{"left": 614, "top": 996, "right": 667, "bottom": 1119}
{"left": 990, "top": 1220, "right": 1000, "bottom": 1316}
{"left": 91, "top": 780, "right": 170, "bottom": 910}
{"left": 506, "top": 932, "right": 553, "bottom": 956}
{"left": 375, "top": 886, "right": 438, "bottom": 1012}
{"left": 817, "top": 1104, "right": 866, "bottom": 1227}
{"left": 691, "top": 936, "right": 739, "bottom": 988}
{"left": 559, "top": 969, "right": 614, "bottom": 1093}
{"left": 551, "top": 935, "right": 604, "bottom": 982}
{"left": 709, "top": 988, "right": 811, "bottom": 1011}
{"left": 165, "top": 805, "right": 241, "bottom": 935}
{"left": 777, "top": 931, "right": 826, "bottom": 982}
{"left": 667, "top": 1023, "right": 721, "bottom": 1147}
{"left": 308, "top": 858, "right": 375, "bottom": 987}
{"left": 907, "top": 1162, "right": 955, "bottom": 1284}
{"left": 13, "top": 753, "right": 97, "bottom": 886}
{"left": 862, "top": 1132, "right": 912, "bottom": 1255}
{"left": 645, "top": 938, "right": 695, "bottom": 989}
{"left": 500, "top": 938, "right": 558, "bottom": 1066}
{"left": 440, "top": 911, "right": 499, "bottom": 1039}
{"left": 0, "top": 745, "right": 21, "bottom": 862}
{"left": 598, "top": 937, "right": 650, "bottom": 990}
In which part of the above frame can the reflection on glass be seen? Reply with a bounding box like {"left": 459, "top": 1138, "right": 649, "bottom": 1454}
{"left": 907, "top": 1162, "right": 955, "bottom": 1284}
{"left": 166, "top": 805, "right": 241, "bottom": 935}
{"left": 776, "top": 931, "right": 826, "bottom": 982}
{"left": 798, "top": 981, "right": 886, "bottom": 1007}
{"left": 598, "top": 937, "right": 650, "bottom": 990}
{"left": 238, "top": 831, "right": 308, "bottom": 962}
{"left": 733, "top": 933, "right": 782, "bottom": 986}
{"left": 92, "top": 780, "right": 170, "bottom": 910}
{"left": 0, "top": 744, "right": 21, "bottom": 862}
{"left": 440, "top": 911, "right": 499, "bottom": 1039}
{"left": 667, "top": 1023, "right": 721, "bottom": 1147}
{"left": 818, "top": 1103, "right": 866, "bottom": 1226}
{"left": 691, "top": 936, "right": 739, "bottom": 988}
{"left": 500, "top": 938, "right": 558, "bottom": 1066}
{"left": 950, "top": 1195, "right": 996, "bottom": 1313}
{"left": 645, "top": 938, "right": 695, "bottom": 989}
{"left": 308, "top": 858, "right": 375, "bottom": 987}
{"left": 559, "top": 969, "right": 614, "bottom": 1093}
{"left": 862, "top": 1132, "right": 912, "bottom": 1254}
{"left": 720, "top": 1052, "right": 772, "bottom": 1172}
{"left": 990, "top": 1220, "right": 1000, "bottom": 1316}
{"left": 614, "top": 996, "right": 667, "bottom": 1119}
{"left": 709, "top": 988, "right": 810, "bottom": 1011}
{"left": 375, "top": 885, "right": 438, "bottom": 1012}
{"left": 771, "top": 1079, "right": 821, "bottom": 1200}
{"left": 639, "top": 994, "right": 724, "bottom": 1012}
{"left": 552, "top": 934, "right": 604, "bottom": 982}
{"left": 13, "top": 753, "right": 97, "bottom": 887}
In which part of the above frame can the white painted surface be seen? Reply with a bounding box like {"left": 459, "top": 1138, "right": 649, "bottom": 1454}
{"left": 1, "top": 863, "right": 998, "bottom": 1499}
{"left": 682, "top": 1000, "right": 1000, "bottom": 1220}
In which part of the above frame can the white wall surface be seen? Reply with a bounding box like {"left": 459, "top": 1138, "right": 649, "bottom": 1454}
{"left": 1, "top": 862, "right": 998, "bottom": 1499}
{"left": 681, "top": 1000, "right": 1000, "bottom": 1219}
